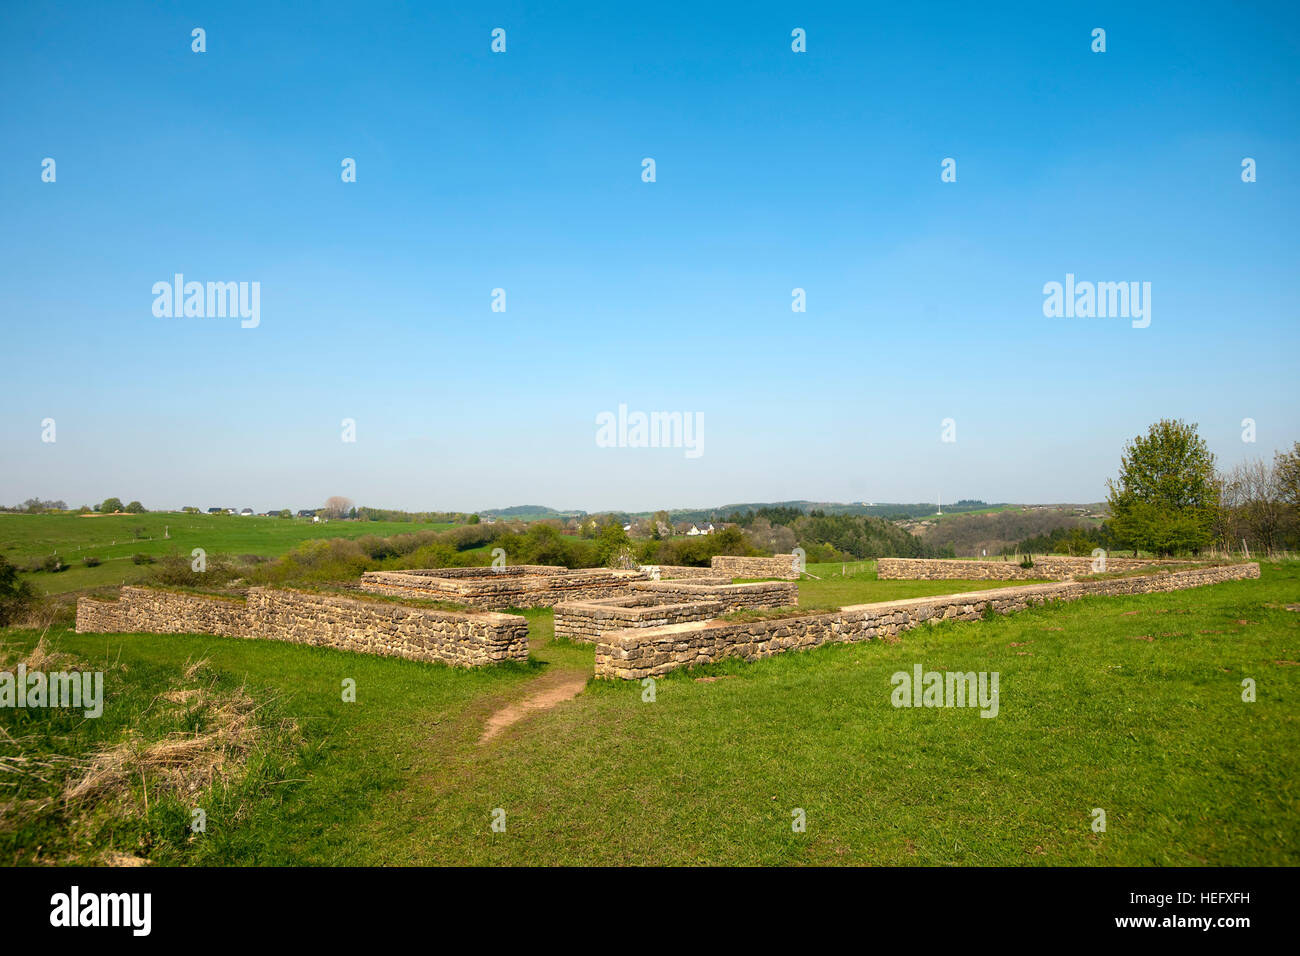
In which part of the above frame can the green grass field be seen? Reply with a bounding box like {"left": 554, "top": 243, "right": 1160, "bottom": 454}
{"left": 3, "top": 560, "right": 1295, "bottom": 866}
{"left": 0, "top": 512, "right": 455, "bottom": 595}
{"left": 748, "top": 561, "right": 1050, "bottom": 609}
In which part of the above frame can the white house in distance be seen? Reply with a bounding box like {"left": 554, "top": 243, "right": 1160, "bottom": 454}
{"left": 686, "top": 522, "right": 715, "bottom": 536}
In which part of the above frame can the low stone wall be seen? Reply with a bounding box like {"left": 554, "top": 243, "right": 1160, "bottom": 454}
{"left": 595, "top": 563, "right": 1260, "bottom": 679}
{"left": 877, "top": 555, "right": 1165, "bottom": 581}
{"left": 641, "top": 565, "right": 729, "bottom": 582}
{"left": 631, "top": 579, "right": 797, "bottom": 610}
{"left": 710, "top": 554, "right": 801, "bottom": 580}
{"left": 245, "top": 589, "right": 527, "bottom": 665}
{"left": 555, "top": 580, "right": 798, "bottom": 643}
{"left": 75, "top": 586, "right": 528, "bottom": 667}
{"left": 359, "top": 565, "right": 647, "bottom": 608}
{"left": 76, "top": 587, "right": 250, "bottom": 636}
{"left": 555, "top": 594, "right": 725, "bottom": 644}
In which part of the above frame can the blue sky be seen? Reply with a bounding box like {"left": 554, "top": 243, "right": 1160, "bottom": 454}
{"left": 2, "top": 1, "right": 1297, "bottom": 513}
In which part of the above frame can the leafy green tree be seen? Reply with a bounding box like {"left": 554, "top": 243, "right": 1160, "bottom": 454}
{"left": 124, "top": 500, "right": 145, "bottom": 513}
{"left": 592, "top": 522, "right": 631, "bottom": 567}
{"left": 98, "top": 497, "right": 124, "bottom": 513}
{"left": 1106, "top": 419, "right": 1219, "bottom": 556}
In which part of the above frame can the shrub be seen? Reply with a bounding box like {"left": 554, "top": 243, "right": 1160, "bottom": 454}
{"left": 148, "top": 554, "right": 239, "bottom": 588}
{"left": 33, "top": 554, "right": 67, "bottom": 573}
{"left": 0, "top": 554, "right": 42, "bottom": 625}
{"left": 82, "top": 556, "right": 101, "bottom": 567}
{"left": 132, "top": 553, "right": 155, "bottom": 565}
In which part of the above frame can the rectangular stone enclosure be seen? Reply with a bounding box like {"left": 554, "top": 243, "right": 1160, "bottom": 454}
{"left": 594, "top": 563, "right": 1261, "bottom": 680}
{"left": 554, "top": 580, "right": 798, "bottom": 644}
{"left": 359, "top": 565, "right": 648, "bottom": 608}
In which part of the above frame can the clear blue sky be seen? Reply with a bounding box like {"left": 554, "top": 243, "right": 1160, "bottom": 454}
{"left": 2, "top": 1, "right": 1297, "bottom": 513}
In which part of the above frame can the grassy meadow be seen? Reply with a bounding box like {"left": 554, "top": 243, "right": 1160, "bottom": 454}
{"left": 0, "top": 512, "right": 455, "bottom": 595}
{"left": 2, "top": 558, "right": 1296, "bottom": 866}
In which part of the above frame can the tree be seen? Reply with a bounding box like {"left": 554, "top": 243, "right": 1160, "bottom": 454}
{"left": 279, "top": 509, "right": 292, "bottom": 519}
{"left": 124, "top": 500, "right": 145, "bottom": 513}
{"left": 1105, "top": 419, "right": 1219, "bottom": 556}
{"left": 1277, "top": 443, "right": 1300, "bottom": 550}
{"left": 323, "top": 496, "right": 353, "bottom": 520}
{"left": 1228, "top": 459, "right": 1285, "bottom": 551}
{"left": 592, "top": 521, "right": 631, "bottom": 567}
{"left": 1276, "top": 442, "right": 1300, "bottom": 507}
{"left": 98, "top": 497, "right": 124, "bottom": 514}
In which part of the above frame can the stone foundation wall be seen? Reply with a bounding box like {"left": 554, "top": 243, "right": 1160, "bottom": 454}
{"left": 74, "top": 596, "right": 127, "bottom": 633}
{"left": 75, "top": 586, "right": 528, "bottom": 667}
{"left": 245, "top": 589, "right": 527, "bottom": 665}
{"left": 641, "top": 565, "right": 729, "bottom": 582}
{"left": 555, "top": 595, "right": 726, "bottom": 644}
{"left": 595, "top": 563, "right": 1260, "bottom": 679}
{"left": 555, "top": 581, "right": 797, "bottom": 643}
{"left": 877, "top": 555, "right": 1164, "bottom": 581}
{"left": 75, "top": 587, "right": 250, "bottom": 636}
{"left": 710, "top": 554, "right": 801, "bottom": 580}
{"left": 631, "top": 580, "right": 797, "bottom": 610}
{"left": 359, "top": 566, "right": 647, "bottom": 608}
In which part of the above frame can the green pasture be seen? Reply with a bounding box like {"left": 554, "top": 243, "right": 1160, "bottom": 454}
{"left": 0, "top": 512, "right": 455, "bottom": 594}
{"left": 2, "top": 560, "right": 1295, "bottom": 866}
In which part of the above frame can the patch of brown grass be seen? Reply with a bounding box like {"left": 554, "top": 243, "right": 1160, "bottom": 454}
{"left": 0, "top": 634, "right": 77, "bottom": 675}
{"left": 61, "top": 663, "right": 286, "bottom": 809}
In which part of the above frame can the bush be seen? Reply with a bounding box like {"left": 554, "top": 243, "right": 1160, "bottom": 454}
{"left": 0, "top": 554, "right": 42, "bottom": 625}
{"left": 132, "top": 553, "right": 155, "bottom": 565}
{"left": 248, "top": 538, "right": 372, "bottom": 585}
{"left": 147, "top": 554, "right": 239, "bottom": 588}
{"left": 82, "top": 556, "right": 101, "bottom": 567}
{"left": 30, "top": 554, "right": 67, "bottom": 573}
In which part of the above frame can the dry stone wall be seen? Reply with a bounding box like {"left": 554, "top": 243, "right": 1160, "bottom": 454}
{"left": 641, "top": 565, "right": 729, "bottom": 581}
{"left": 877, "top": 555, "right": 1164, "bottom": 581}
{"left": 359, "top": 566, "right": 647, "bottom": 608}
{"left": 595, "top": 563, "right": 1260, "bottom": 679}
{"left": 76, "top": 586, "right": 528, "bottom": 667}
{"left": 76, "top": 587, "right": 250, "bottom": 636}
{"left": 244, "top": 589, "right": 527, "bottom": 665}
{"left": 555, "top": 580, "right": 798, "bottom": 643}
{"left": 555, "top": 595, "right": 726, "bottom": 644}
{"left": 710, "top": 554, "right": 801, "bottom": 580}
{"left": 630, "top": 580, "right": 796, "bottom": 610}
